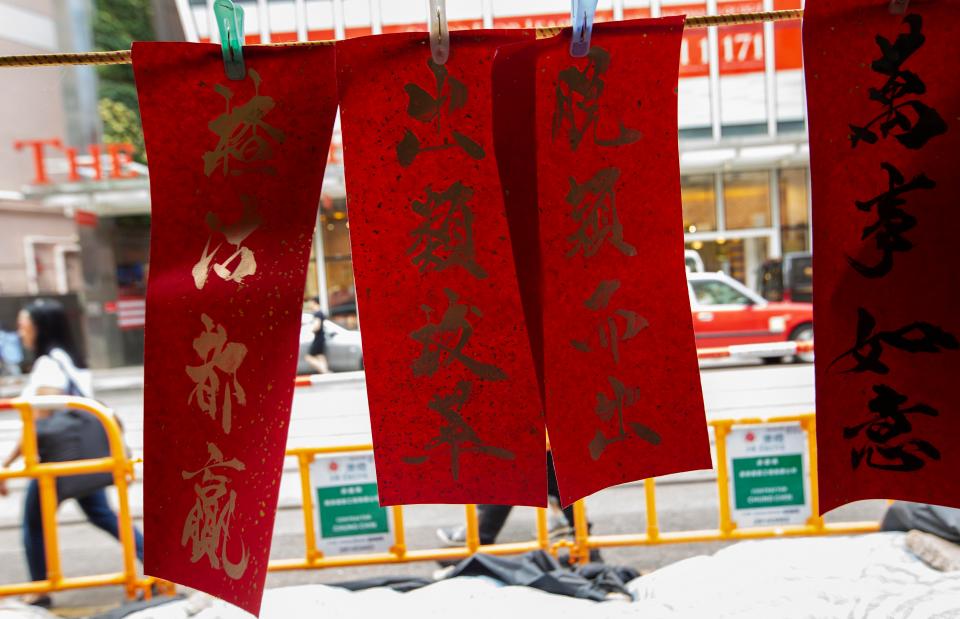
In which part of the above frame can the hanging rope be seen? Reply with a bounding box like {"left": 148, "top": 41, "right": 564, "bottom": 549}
{"left": 0, "top": 9, "right": 802, "bottom": 69}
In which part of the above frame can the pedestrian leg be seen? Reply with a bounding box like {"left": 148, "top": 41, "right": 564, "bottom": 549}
{"left": 22, "top": 480, "right": 47, "bottom": 581}
{"left": 76, "top": 489, "right": 144, "bottom": 562}
{"left": 477, "top": 504, "right": 513, "bottom": 545}
{"left": 305, "top": 354, "right": 329, "bottom": 374}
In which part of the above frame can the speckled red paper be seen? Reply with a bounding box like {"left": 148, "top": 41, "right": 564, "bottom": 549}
{"left": 134, "top": 43, "right": 337, "bottom": 615}
{"left": 526, "top": 18, "right": 711, "bottom": 505}
{"left": 804, "top": 0, "right": 960, "bottom": 514}
{"left": 337, "top": 32, "right": 547, "bottom": 506}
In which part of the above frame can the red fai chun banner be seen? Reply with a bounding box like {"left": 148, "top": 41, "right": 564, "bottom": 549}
{"left": 337, "top": 32, "right": 546, "bottom": 506}
{"left": 530, "top": 18, "right": 711, "bottom": 505}
{"left": 804, "top": 1, "right": 960, "bottom": 513}
{"left": 134, "top": 43, "right": 338, "bottom": 614}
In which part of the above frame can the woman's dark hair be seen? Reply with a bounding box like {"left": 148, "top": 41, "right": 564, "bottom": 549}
{"left": 23, "top": 299, "right": 86, "bottom": 368}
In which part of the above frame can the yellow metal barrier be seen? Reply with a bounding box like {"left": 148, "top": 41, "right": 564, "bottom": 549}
{"left": 0, "top": 396, "right": 163, "bottom": 600}
{"left": 0, "top": 401, "right": 880, "bottom": 600}
{"left": 578, "top": 415, "right": 878, "bottom": 556}
{"left": 273, "top": 413, "right": 879, "bottom": 571}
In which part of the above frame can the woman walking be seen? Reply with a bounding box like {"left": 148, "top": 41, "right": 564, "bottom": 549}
{"left": 0, "top": 299, "right": 144, "bottom": 608}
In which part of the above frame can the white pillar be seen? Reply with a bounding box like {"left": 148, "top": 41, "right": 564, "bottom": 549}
{"left": 257, "top": 0, "right": 271, "bottom": 42}
{"left": 294, "top": 0, "right": 308, "bottom": 40}
{"left": 206, "top": 0, "right": 217, "bottom": 43}
{"left": 714, "top": 171, "right": 726, "bottom": 232}
{"left": 769, "top": 168, "right": 782, "bottom": 259}
{"left": 762, "top": 0, "right": 778, "bottom": 137}
{"left": 706, "top": 0, "right": 722, "bottom": 141}
{"left": 371, "top": 0, "right": 383, "bottom": 34}
{"left": 314, "top": 211, "right": 330, "bottom": 315}
{"left": 333, "top": 0, "right": 346, "bottom": 39}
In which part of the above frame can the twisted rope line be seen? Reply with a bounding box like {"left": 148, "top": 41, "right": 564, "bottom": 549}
{"left": 0, "top": 9, "right": 802, "bottom": 69}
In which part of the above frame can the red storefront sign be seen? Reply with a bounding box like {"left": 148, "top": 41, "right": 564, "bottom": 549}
{"left": 74, "top": 209, "right": 98, "bottom": 228}
{"left": 14, "top": 139, "right": 140, "bottom": 185}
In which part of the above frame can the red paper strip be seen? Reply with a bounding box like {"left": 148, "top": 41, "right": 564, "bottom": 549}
{"left": 337, "top": 32, "right": 546, "bottom": 506}
{"left": 804, "top": 1, "right": 960, "bottom": 513}
{"left": 134, "top": 43, "right": 337, "bottom": 614}
{"left": 492, "top": 40, "right": 544, "bottom": 406}
{"left": 530, "top": 19, "right": 711, "bottom": 505}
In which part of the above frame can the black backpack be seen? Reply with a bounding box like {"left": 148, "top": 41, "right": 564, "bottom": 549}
{"left": 33, "top": 356, "right": 113, "bottom": 501}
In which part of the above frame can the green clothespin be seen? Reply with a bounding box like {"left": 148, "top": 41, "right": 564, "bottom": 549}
{"left": 214, "top": 0, "right": 246, "bottom": 80}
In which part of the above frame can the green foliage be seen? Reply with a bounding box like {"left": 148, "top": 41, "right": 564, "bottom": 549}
{"left": 94, "top": 0, "right": 155, "bottom": 163}
{"left": 99, "top": 99, "right": 146, "bottom": 164}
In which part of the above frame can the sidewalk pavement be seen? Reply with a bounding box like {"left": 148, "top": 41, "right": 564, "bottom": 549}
{"left": 0, "top": 366, "right": 146, "bottom": 398}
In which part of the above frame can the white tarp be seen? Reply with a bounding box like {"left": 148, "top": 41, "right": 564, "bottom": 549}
{"left": 628, "top": 533, "right": 960, "bottom": 618}
{"left": 4, "top": 533, "right": 958, "bottom": 619}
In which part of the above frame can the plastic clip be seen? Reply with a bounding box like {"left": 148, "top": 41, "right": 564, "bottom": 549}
{"left": 214, "top": 0, "right": 246, "bottom": 80}
{"left": 570, "top": 0, "right": 599, "bottom": 58}
{"left": 429, "top": 0, "right": 450, "bottom": 65}
{"left": 889, "top": 0, "right": 909, "bottom": 14}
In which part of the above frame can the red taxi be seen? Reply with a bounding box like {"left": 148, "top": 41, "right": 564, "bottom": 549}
{"left": 688, "top": 272, "right": 814, "bottom": 363}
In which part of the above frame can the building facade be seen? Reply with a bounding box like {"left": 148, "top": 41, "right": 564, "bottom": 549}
{"left": 0, "top": 0, "right": 173, "bottom": 367}
{"left": 2, "top": 0, "right": 811, "bottom": 368}
{"left": 0, "top": 1, "right": 94, "bottom": 349}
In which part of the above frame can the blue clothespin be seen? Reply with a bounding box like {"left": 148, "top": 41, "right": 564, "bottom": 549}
{"left": 570, "top": 0, "right": 599, "bottom": 58}
{"left": 429, "top": 0, "right": 450, "bottom": 65}
{"left": 214, "top": 0, "right": 246, "bottom": 80}
{"left": 889, "top": 0, "right": 909, "bottom": 14}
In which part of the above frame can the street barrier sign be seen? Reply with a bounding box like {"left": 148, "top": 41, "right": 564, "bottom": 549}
{"left": 726, "top": 423, "right": 811, "bottom": 528}
{"left": 311, "top": 453, "right": 391, "bottom": 556}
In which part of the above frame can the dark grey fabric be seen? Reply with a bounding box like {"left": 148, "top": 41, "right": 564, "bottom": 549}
{"left": 445, "top": 551, "right": 637, "bottom": 601}
{"left": 882, "top": 501, "right": 960, "bottom": 544}
{"left": 330, "top": 575, "right": 433, "bottom": 593}
{"left": 328, "top": 551, "right": 635, "bottom": 601}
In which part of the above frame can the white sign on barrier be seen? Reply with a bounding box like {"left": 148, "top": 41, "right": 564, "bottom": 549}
{"left": 310, "top": 453, "right": 392, "bottom": 556}
{"left": 726, "top": 423, "right": 812, "bottom": 528}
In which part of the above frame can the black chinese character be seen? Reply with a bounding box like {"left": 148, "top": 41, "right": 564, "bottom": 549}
{"left": 847, "top": 162, "right": 935, "bottom": 278}
{"left": 829, "top": 307, "right": 958, "bottom": 374}
{"left": 397, "top": 58, "right": 485, "bottom": 167}
{"left": 566, "top": 167, "right": 636, "bottom": 259}
{"left": 553, "top": 46, "right": 641, "bottom": 151}
{"left": 845, "top": 384, "right": 940, "bottom": 472}
{"left": 588, "top": 376, "right": 660, "bottom": 461}
{"left": 407, "top": 181, "right": 487, "bottom": 279}
{"left": 571, "top": 280, "right": 648, "bottom": 364}
{"left": 849, "top": 14, "right": 947, "bottom": 150}
{"left": 410, "top": 288, "right": 507, "bottom": 381}
{"left": 402, "top": 381, "right": 514, "bottom": 480}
